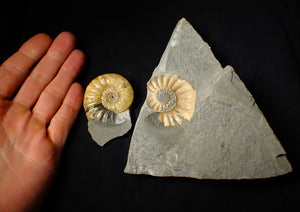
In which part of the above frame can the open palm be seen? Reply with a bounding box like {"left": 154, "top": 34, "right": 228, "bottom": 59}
{"left": 0, "top": 32, "right": 85, "bottom": 211}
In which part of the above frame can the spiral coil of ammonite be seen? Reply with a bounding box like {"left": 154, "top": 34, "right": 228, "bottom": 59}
{"left": 83, "top": 73, "right": 134, "bottom": 121}
{"left": 146, "top": 74, "right": 196, "bottom": 126}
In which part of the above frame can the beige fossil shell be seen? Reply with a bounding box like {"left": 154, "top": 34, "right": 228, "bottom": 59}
{"left": 146, "top": 74, "right": 196, "bottom": 126}
{"left": 83, "top": 73, "right": 134, "bottom": 120}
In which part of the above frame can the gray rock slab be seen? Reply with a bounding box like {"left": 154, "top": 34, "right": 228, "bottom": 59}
{"left": 124, "top": 18, "right": 292, "bottom": 179}
{"left": 87, "top": 110, "right": 131, "bottom": 146}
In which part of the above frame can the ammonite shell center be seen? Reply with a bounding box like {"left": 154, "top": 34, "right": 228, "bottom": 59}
{"left": 108, "top": 92, "right": 119, "bottom": 103}
{"left": 156, "top": 88, "right": 176, "bottom": 112}
{"left": 102, "top": 88, "right": 120, "bottom": 103}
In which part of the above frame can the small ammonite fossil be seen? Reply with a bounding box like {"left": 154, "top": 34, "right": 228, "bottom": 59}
{"left": 83, "top": 73, "right": 134, "bottom": 121}
{"left": 146, "top": 74, "right": 196, "bottom": 126}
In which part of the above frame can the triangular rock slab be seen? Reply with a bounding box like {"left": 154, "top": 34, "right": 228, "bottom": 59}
{"left": 124, "top": 18, "right": 292, "bottom": 179}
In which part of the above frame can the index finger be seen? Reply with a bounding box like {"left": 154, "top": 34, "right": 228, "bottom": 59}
{"left": 0, "top": 33, "right": 52, "bottom": 99}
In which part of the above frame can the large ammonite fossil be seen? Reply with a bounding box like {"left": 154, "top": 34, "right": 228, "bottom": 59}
{"left": 146, "top": 74, "right": 196, "bottom": 126}
{"left": 83, "top": 73, "right": 134, "bottom": 121}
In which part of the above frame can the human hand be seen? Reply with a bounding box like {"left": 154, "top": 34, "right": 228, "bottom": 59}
{"left": 0, "top": 32, "right": 85, "bottom": 211}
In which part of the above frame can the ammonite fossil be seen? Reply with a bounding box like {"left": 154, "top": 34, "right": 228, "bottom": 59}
{"left": 146, "top": 74, "right": 196, "bottom": 126}
{"left": 83, "top": 73, "right": 134, "bottom": 121}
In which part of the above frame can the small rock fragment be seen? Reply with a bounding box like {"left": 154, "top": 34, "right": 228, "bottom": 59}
{"left": 84, "top": 74, "right": 133, "bottom": 146}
